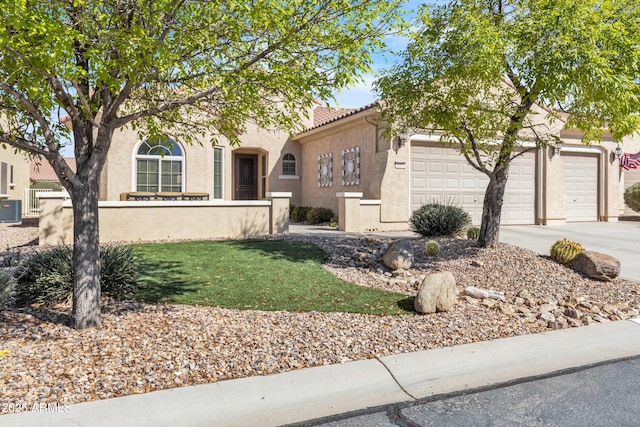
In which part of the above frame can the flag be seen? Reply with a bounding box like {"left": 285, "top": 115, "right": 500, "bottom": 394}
{"left": 620, "top": 151, "right": 640, "bottom": 170}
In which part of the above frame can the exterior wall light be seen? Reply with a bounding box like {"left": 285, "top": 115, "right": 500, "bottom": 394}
{"left": 550, "top": 140, "right": 563, "bottom": 157}
{"left": 615, "top": 143, "right": 623, "bottom": 159}
{"left": 397, "top": 129, "right": 409, "bottom": 149}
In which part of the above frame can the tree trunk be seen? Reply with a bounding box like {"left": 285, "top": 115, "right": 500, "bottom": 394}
{"left": 70, "top": 179, "right": 101, "bottom": 329}
{"left": 478, "top": 169, "right": 509, "bottom": 248}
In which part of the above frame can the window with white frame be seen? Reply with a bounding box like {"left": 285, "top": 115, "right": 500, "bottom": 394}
{"left": 213, "top": 146, "right": 223, "bottom": 199}
{"left": 135, "top": 136, "right": 184, "bottom": 192}
{"left": 282, "top": 153, "right": 296, "bottom": 176}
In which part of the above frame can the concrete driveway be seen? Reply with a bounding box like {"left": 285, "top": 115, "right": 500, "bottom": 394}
{"left": 499, "top": 221, "right": 640, "bottom": 280}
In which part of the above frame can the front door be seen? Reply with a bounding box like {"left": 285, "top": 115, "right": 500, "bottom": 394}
{"left": 235, "top": 155, "right": 258, "bottom": 200}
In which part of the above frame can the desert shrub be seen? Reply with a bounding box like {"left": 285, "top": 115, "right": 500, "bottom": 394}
{"left": 425, "top": 240, "right": 441, "bottom": 256}
{"left": 410, "top": 202, "right": 471, "bottom": 237}
{"left": 306, "top": 207, "right": 335, "bottom": 225}
{"left": 14, "top": 246, "right": 73, "bottom": 306}
{"left": 291, "top": 206, "right": 312, "bottom": 223}
{"left": 0, "top": 248, "right": 24, "bottom": 268}
{"left": 466, "top": 226, "right": 481, "bottom": 240}
{"left": 99, "top": 245, "right": 139, "bottom": 299}
{"left": 0, "top": 271, "right": 14, "bottom": 311}
{"left": 624, "top": 183, "right": 640, "bottom": 213}
{"left": 550, "top": 238, "right": 584, "bottom": 265}
{"left": 14, "top": 245, "right": 138, "bottom": 307}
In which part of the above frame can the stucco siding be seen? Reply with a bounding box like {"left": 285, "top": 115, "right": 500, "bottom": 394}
{"left": 0, "top": 147, "right": 30, "bottom": 201}
{"left": 298, "top": 120, "right": 379, "bottom": 213}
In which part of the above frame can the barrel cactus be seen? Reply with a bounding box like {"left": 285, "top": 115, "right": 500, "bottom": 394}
{"left": 425, "top": 240, "right": 441, "bottom": 257}
{"left": 466, "top": 226, "right": 480, "bottom": 240}
{"left": 550, "top": 238, "right": 584, "bottom": 265}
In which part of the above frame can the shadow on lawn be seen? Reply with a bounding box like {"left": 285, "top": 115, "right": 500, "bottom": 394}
{"left": 397, "top": 296, "right": 416, "bottom": 312}
{"left": 133, "top": 257, "right": 200, "bottom": 303}
{"left": 226, "top": 239, "right": 328, "bottom": 263}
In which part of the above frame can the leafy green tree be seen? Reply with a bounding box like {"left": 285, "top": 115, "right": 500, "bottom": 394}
{"left": 0, "top": 0, "right": 403, "bottom": 329}
{"left": 375, "top": 0, "right": 640, "bottom": 247}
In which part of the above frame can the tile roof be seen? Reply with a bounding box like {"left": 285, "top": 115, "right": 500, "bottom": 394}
{"left": 30, "top": 158, "right": 76, "bottom": 182}
{"left": 310, "top": 102, "right": 379, "bottom": 131}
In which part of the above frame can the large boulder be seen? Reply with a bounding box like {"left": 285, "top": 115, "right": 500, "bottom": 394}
{"left": 414, "top": 271, "right": 457, "bottom": 314}
{"left": 571, "top": 251, "right": 620, "bottom": 282}
{"left": 382, "top": 239, "right": 414, "bottom": 270}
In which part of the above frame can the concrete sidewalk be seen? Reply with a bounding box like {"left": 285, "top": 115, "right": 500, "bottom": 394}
{"left": 3, "top": 320, "right": 640, "bottom": 427}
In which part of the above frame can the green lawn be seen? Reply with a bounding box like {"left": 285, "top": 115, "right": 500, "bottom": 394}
{"left": 130, "top": 239, "right": 415, "bottom": 315}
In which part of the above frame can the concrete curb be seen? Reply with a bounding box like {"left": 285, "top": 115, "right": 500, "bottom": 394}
{"left": 2, "top": 320, "right": 640, "bottom": 427}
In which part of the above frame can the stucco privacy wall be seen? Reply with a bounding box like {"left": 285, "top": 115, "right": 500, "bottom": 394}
{"left": 38, "top": 193, "right": 291, "bottom": 245}
{"left": 101, "top": 120, "right": 305, "bottom": 206}
{"left": 337, "top": 193, "right": 408, "bottom": 232}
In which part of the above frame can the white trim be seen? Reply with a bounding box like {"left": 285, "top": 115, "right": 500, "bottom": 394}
{"left": 278, "top": 175, "right": 300, "bottom": 180}
{"left": 336, "top": 192, "right": 363, "bottom": 198}
{"left": 266, "top": 192, "right": 292, "bottom": 198}
{"left": 132, "top": 137, "right": 186, "bottom": 193}
{"left": 63, "top": 200, "right": 272, "bottom": 208}
{"left": 360, "top": 199, "right": 382, "bottom": 205}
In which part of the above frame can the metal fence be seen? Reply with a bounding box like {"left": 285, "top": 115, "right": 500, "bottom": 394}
{"left": 23, "top": 188, "right": 53, "bottom": 216}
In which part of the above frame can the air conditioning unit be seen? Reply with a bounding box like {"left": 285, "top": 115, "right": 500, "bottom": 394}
{"left": 0, "top": 200, "right": 22, "bottom": 223}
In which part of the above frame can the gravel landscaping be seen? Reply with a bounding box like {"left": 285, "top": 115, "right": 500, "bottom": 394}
{"left": 1, "top": 222, "right": 639, "bottom": 411}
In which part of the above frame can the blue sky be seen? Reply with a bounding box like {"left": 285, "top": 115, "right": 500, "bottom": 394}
{"left": 332, "top": 0, "right": 425, "bottom": 108}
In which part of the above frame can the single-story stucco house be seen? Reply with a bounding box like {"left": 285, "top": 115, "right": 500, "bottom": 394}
{"left": 37, "top": 101, "right": 640, "bottom": 244}
{"left": 100, "top": 101, "right": 640, "bottom": 223}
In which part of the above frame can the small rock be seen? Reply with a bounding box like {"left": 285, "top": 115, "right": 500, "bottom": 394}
{"left": 539, "top": 303, "right": 557, "bottom": 313}
{"left": 602, "top": 304, "right": 620, "bottom": 315}
{"left": 499, "top": 305, "right": 516, "bottom": 316}
{"left": 564, "top": 307, "right": 582, "bottom": 319}
{"left": 471, "top": 260, "right": 485, "bottom": 267}
{"left": 538, "top": 311, "right": 556, "bottom": 323}
{"left": 464, "top": 286, "right": 489, "bottom": 299}
{"left": 414, "top": 271, "right": 457, "bottom": 314}
{"left": 481, "top": 299, "right": 499, "bottom": 308}
{"left": 518, "top": 290, "right": 532, "bottom": 299}
{"left": 382, "top": 239, "right": 414, "bottom": 270}
{"left": 487, "top": 290, "right": 506, "bottom": 302}
{"left": 392, "top": 269, "right": 409, "bottom": 278}
{"left": 593, "top": 314, "right": 611, "bottom": 323}
{"left": 567, "top": 318, "right": 581, "bottom": 328}
{"left": 515, "top": 304, "right": 532, "bottom": 316}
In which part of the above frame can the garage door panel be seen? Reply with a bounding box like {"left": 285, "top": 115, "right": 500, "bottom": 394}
{"left": 411, "top": 144, "right": 535, "bottom": 225}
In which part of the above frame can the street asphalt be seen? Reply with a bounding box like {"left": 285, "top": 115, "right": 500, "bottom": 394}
{"left": 1, "top": 221, "right": 638, "bottom": 427}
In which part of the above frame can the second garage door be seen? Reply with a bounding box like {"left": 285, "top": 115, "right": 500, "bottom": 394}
{"left": 562, "top": 154, "right": 598, "bottom": 222}
{"left": 410, "top": 144, "right": 536, "bottom": 225}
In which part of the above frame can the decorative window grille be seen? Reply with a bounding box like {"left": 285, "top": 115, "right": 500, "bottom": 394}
{"left": 317, "top": 153, "right": 333, "bottom": 187}
{"left": 341, "top": 147, "right": 360, "bottom": 186}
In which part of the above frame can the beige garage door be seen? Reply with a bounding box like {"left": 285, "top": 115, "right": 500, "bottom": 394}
{"left": 410, "top": 144, "right": 536, "bottom": 225}
{"left": 562, "top": 154, "right": 598, "bottom": 222}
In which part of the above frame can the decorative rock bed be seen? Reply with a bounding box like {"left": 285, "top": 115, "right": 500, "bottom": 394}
{"left": 1, "top": 223, "right": 639, "bottom": 410}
